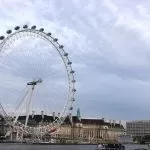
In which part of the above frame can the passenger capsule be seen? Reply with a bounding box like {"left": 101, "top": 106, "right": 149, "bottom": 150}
{"left": 31, "top": 25, "right": 36, "bottom": 29}
{"left": 64, "top": 53, "right": 68, "bottom": 56}
{"left": 47, "top": 32, "right": 51, "bottom": 36}
{"left": 59, "top": 45, "right": 64, "bottom": 49}
{"left": 53, "top": 38, "right": 58, "bottom": 42}
{"left": 72, "top": 98, "right": 75, "bottom": 101}
{"left": 23, "top": 25, "right": 28, "bottom": 29}
{"left": 72, "top": 79, "right": 76, "bottom": 83}
{"left": 14, "top": 26, "right": 20, "bottom": 30}
{"left": 0, "top": 36, "right": 5, "bottom": 40}
{"left": 6, "top": 30, "right": 12, "bottom": 34}
{"left": 72, "top": 89, "right": 76, "bottom": 92}
{"left": 68, "top": 62, "right": 72, "bottom": 65}
{"left": 39, "top": 28, "right": 44, "bottom": 32}
{"left": 70, "top": 107, "right": 73, "bottom": 110}
{"left": 70, "top": 70, "right": 75, "bottom": 74}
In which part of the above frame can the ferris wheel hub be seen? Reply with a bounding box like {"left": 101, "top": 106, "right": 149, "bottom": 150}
{"left": 27, "top": 78, "right": 43, "bottom": 86}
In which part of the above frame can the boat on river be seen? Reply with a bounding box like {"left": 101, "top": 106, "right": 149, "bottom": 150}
{"left": 96, "top": 143, "right": 125, "bottom": 150}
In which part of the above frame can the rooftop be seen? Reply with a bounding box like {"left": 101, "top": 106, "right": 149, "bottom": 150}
{"left": 16, "top": 115, "right": 124, "bottom": 129}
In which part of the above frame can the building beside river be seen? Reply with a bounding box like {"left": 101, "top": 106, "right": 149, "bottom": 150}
{"left": 0, "top": 116, "right": 7, "bottom": 137}
{"left": 57, "top": 115, "right": 125, "bottom": 143}
{"left": 126, "top": 120, "right": 150, "bottom": 137}
{"left": 0, "top": 110, "right": 125, "bottom": 143}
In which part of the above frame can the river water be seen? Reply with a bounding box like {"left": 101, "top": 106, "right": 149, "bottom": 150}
{"left": 0, "top": 143, "right": 149, "bottom": 150}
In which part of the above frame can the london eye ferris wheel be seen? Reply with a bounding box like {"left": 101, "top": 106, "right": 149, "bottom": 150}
{"left": 0, "top": 25, "right": 76, "bottom": 137}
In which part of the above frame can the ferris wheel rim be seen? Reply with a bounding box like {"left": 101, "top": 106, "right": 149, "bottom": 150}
{"left": 0, "top": 25, "right": 76, "bottom": 135}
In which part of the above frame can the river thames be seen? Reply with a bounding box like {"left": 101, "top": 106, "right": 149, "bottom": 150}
{"left": 0, "top": 143, "right": 149, "bottom": 150}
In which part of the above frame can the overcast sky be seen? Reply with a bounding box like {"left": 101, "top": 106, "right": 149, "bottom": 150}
{"left": 0, "top": 0, "right": 150, "bottom": 121}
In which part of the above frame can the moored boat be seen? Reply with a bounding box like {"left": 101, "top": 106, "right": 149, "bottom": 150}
{"left": 96, "top": 143, "right": 125, "bottom": 150}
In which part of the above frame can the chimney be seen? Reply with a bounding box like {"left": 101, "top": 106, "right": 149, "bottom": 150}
{"left": 53, "top": 112, "right": 55, "bottom": 120}
{"left": 41, "top": 110, "right": 44, "bottom": 119}
{"left": 113, "top": 120, "right": 115, "bottom": 126}
{"left": 109, "top": 120, "right": 111, "bottom": 124}
{"left": 109, "top": 120, "right": 112, "bottom": 128}
{"left": 119, "top": 120, "right": 121, "bottom": 125}
{"left": 69, "top": 113, "right": 73, "bottom": 125}
{"left": 32, "top": 110, "right": 35, "bottom": 119}
{"left": 58, "top": 112, "right": 60, "bottom": 118}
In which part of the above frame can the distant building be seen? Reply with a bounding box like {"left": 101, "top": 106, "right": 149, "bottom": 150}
{"left": 117, "top": 135, "right": 133, "bottom": 144}
{"left": 57, "top": 116, "right": 125, "bottom": 143}
{"left": 0, "top": 115, "right": 124, "bottom": 143}
{"left": 0, "top": 108, "right": 125, "bottom": 143}
{"left": 126, "top": 120, "right": 150, "bottom": 137}
{"left": 0, "top": 115, "right": 8, "bottom": 137}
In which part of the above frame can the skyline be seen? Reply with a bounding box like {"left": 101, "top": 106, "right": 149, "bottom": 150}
{"left": 0, "top": 0, "right": 150, "bottom": 121}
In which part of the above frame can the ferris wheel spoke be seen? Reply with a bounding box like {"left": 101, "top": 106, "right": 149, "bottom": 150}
{"left": 35, "top": 84, "right": 58, "bottom": 114}
{"left": 27, "top": 44, "right": 40, "bottom": 76}
{"left": 36, "top": 49, "right": 46, "bottom": 77}
{"left": 21, "top": 48, "right": 38, "bottom": 78}
{"left": 40, "top": 53, "right": 63, "bottom": 79}
{"left": 20, "top": 48, "right": 35, "bottom": 77}
{"left": 41, "top": 60, "right": 66, "bottom": 80}
{"left": 43, "top": 81, "right": 68, "bottom": 97}
{"left": 38, "top": 83, "right": 66, "bottom": 114}
{"left": 43, "top": 69, "right": 66, "bottom": 81}
{"left": 0, "top": 50, "right": 32, "bottom": 81}
{"left": 42, "top": 86, "right": 68, "bottom": 113}
{"left": 0, "top": 56, "right": 22, "bottom": 77}
{"left": 1, "top": 85, "right": 29, "bottom": 115}
{"left": 40, "top": 54, "right": 54, "bottom": 79}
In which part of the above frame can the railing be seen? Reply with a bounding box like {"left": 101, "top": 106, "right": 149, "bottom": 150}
{"left": 97, "top": 148, "right": 125, "bottom": 150}
{"left": 1, "top": 144, "right": 149, "bottom": 150}
{"left": 96, "top": 148, "right": 124, "bottom": 150}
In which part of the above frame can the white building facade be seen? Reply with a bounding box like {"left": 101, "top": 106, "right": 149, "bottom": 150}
{"left": 126, "top": 120, "right": 150, "bottom": 137}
